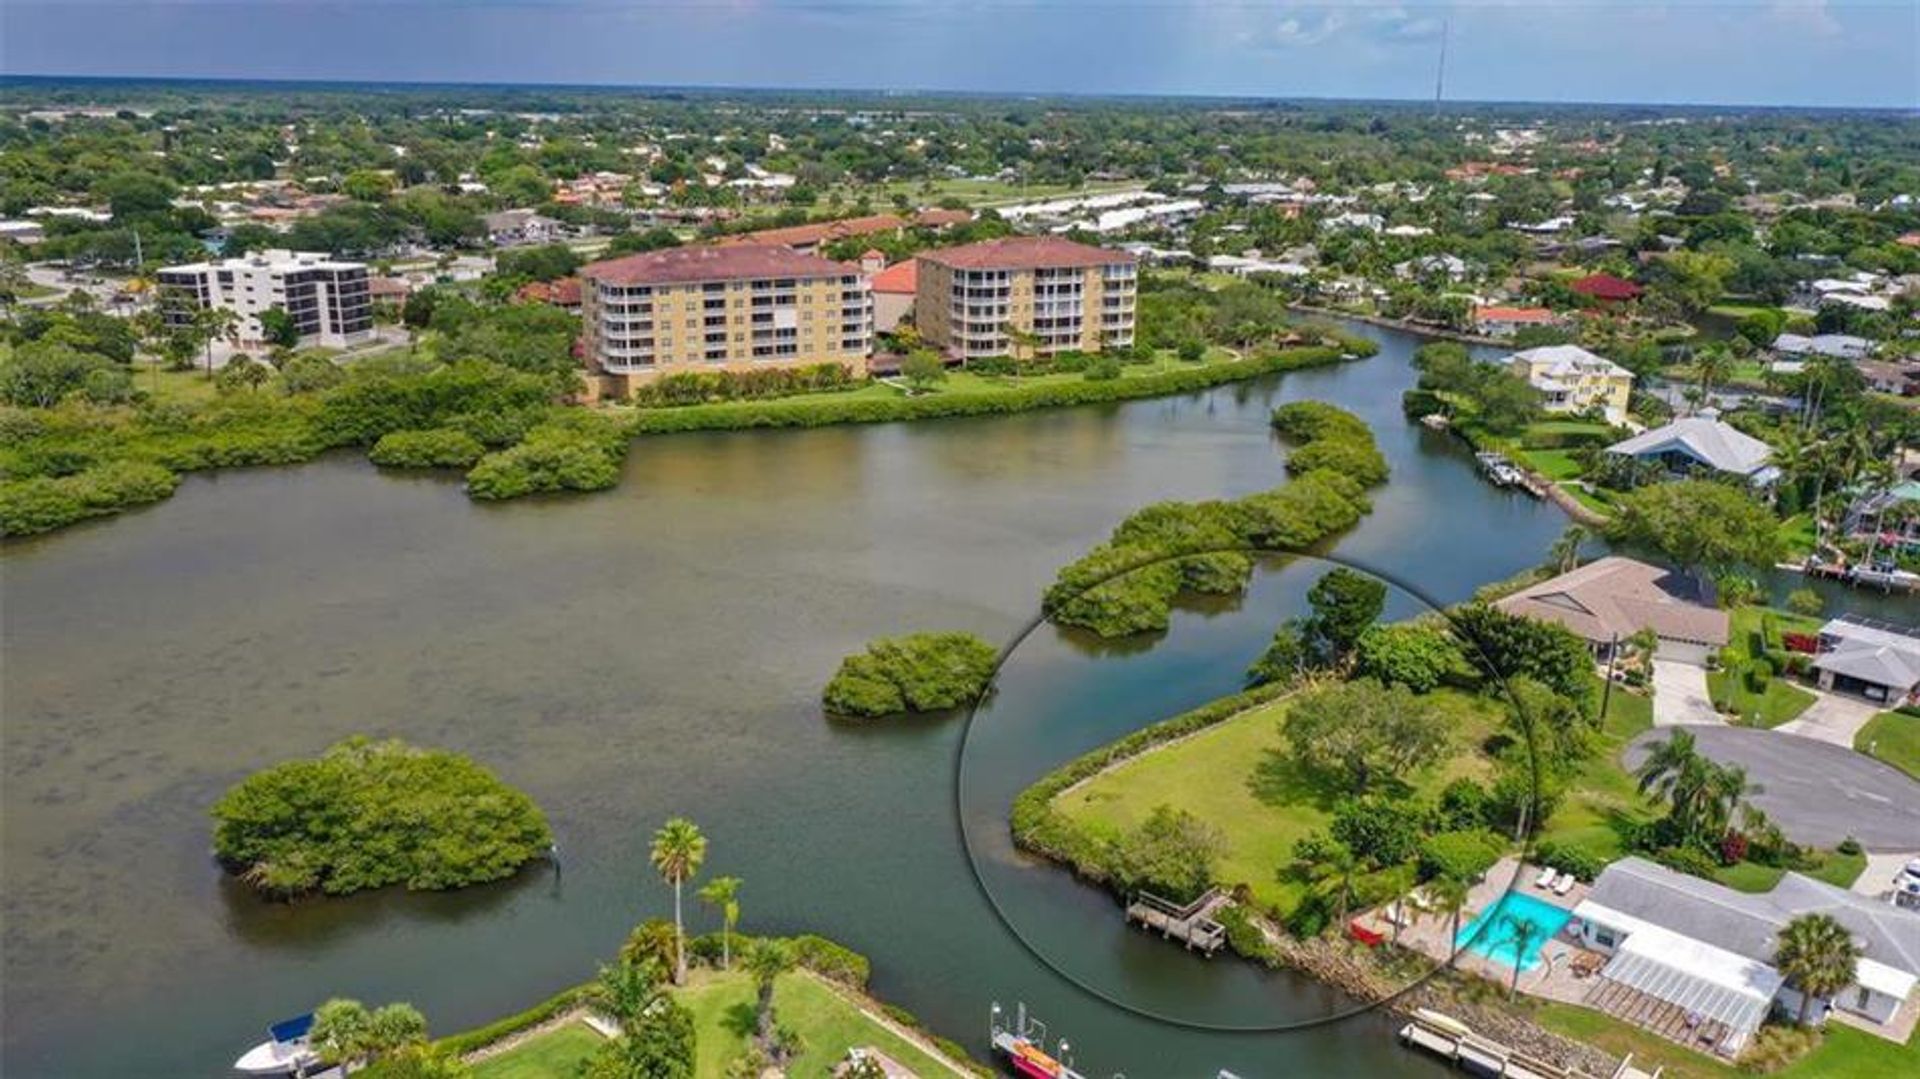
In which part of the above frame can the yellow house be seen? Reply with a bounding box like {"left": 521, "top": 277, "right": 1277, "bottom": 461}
{"left": 1508, "top": 345, "right": 1634, "bottom": 423}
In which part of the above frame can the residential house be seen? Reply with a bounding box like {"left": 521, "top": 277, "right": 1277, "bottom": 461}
{"left": 1570, "top": 273, "right": 1643, "bottom": 304}
{"left": 1606, "top": 416, "right": 1779, "bottom": 486}
{"left": 1568, "top": 857, "right": 1920, "bottom": 1054}
{"left": 1772, "top": 333, "right": 1873, "bottom": 362}
{"left": 1395, "top": 254, "right": 1470, "bottom": 282}
{"left": 1495, "top": 556, "right": 1729, "bottom": 664}
{"left": 1811, "top": 616, "right": 1920, "bottom": 706}
{"left": 483, "top": 209, "right": 568, "bottom": 248}
{"left": 1207, "top": 253, "right": 1310, "bottom": 278}
{"left": 1857, "top": 360, "right": 1920, "bottom": 397}
{"left": 1508, "top": 344, "right": 1634, "bottom": 422}
{"left": 1473, "top": 306, "right": 1564, "bottom": 339}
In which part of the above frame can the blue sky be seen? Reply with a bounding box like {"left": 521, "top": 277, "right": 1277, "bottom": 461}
{"left": 4, "top": 1, "right": 1916, "bottom": 108}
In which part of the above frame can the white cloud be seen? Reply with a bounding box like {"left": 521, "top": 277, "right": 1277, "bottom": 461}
{"left": 1768, "top": 0, "right": 1842, "bottom": 37}
{"left": 1268, "top": 10, "right": 1348, "bottom": 47}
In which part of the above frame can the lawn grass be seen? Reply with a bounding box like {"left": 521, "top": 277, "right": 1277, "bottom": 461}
{"left": 1516, "top": 448, "right": 1584, "bottom": 481}
{"left": 1561, "top": 483, "right": 1620, "bottom": 517}
{"left": 1533, "top": 1002, "right": 1915, "bottom": 1079}
{"left": 1707, "top": 606, "right": 1819, "bottom": 729}
{"left": 1712, "top": 849, "right": 1866, "bottom": 893}
{"left": 1777, "top": 513, "right": 1819, "bottom": 561}
{"left": 132, "top": 362, "right": 225, "bottom": 404}
{"left": 1534, "top": 684, "right": 1656, "bottom": 863}
{"left": 469, "top": 1020, "right": 606, "bottom": 1079}
{"left": 1051, "top": 688, "right": 1505, "bottom": 914}
{"left": 1855, "top": 711, "right": 1920, "bottom": 779}
{"left": 677, "top": 970, "right": 960, "bottom": 1079}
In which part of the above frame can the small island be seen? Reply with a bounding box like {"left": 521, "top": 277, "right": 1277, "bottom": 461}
{"left": 212, "top": 736, "right": 553, "bottom": 898}
{"left": 821, "top": 631, "right": 999, "bottom": 718}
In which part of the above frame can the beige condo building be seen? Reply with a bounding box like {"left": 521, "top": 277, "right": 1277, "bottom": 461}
{"left": 580, "top": 243, "right": 871, "bottom": 397}
{"left": 915, "top": 236, "right": 1136, "bottom": 360}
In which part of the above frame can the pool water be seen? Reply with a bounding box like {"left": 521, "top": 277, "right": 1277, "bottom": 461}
{"left": 1455, "top": 891, "right": 1574, "bottom": 971}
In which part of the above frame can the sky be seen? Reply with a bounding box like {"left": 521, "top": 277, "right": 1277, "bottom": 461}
{"left": 3, "top": 1, "right": 1916, "bottom": 109}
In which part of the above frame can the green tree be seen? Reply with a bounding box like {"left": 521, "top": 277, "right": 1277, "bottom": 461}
{"left": 1302, "top": 567, "right": 1387, "bottom": 665}
{"left": 1284, "top": 679, "right": 1455, "bottom": 793}
{"left": 1774, "top": 914, "right": 1862, "bottom": 1027}
{"left": 743, "top": 938, "right": 796, "bottom": 1051}
{"left": 900, "top": 348, "right": 946, "bottom": 392}
{"left": 619, "top": 919, "right": 680, "bottom": 974}
{"left": 1112, "top": 805, "right": 1223, "bottom": 904}
{"left": 1427, "top": 873, "right": 1472, "bottom": 956}
{"left": 1785, "top": 588, "right": 1824, "bottom": 617}
{"left": 1548, "top": 524, "right": 1588, "bottom": 574}
{"left": 259, "top": 307, "right": 301, "bottom": 350}
{"left": 1353, "top": 624, "right": 1463, "bottom": 694}
{"left": 650, "top": 818, "right": 707, "bottom": 984}
{"left": 1292, "top": 833, "right": 1360, "bottom": 928}
{"left": 343, "top": 169, "right": 396, "bottom": 202}
{"left": 698, "top": 876, "right": 742, "bottom": 970}
{"left": 1607, "top": 480, "right": 1784, "bottom": 585}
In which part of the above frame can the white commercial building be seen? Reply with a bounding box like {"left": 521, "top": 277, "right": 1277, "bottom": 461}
{"left": 157, "top": 250, "right": 373, "bottom": 348}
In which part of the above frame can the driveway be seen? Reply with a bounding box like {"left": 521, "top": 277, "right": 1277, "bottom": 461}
{"left": 1853, "top": 851, "right": 1920, "bottom": 901}
{"left": 1651, "top": 659, "right": 1720, "bottom": 726}
{"left": 1626, "top": 725, "right": 1920, "bottom": 850}
{"left": 1776, "top": 692, "right": 1881, "bottom": 747}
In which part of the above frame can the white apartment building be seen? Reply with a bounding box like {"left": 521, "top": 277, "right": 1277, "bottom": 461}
{"left": 156, "top": 249, "right": 374, "bottom": 348}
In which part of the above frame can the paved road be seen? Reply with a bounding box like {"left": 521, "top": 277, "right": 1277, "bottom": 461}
{"left": 1776, "top": 691, "right": 1881, "bottom": 747}
{"left": 1626, "top": 725, "right": 1920, "bottom": 851}
{"left": 1651, "top": 659, "right": 1720, "bottom": 726}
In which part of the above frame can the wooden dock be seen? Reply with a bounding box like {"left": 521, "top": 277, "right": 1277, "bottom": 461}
{"left": 1396, "top": 1009, "right": 1660, "bottom": 1079}
{"left": 1124, "top": 889, "right": 1229, "bottom": 955}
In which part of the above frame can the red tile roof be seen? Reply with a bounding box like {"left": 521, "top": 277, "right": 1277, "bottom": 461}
{"left": 913, "top": 208, "right": 973, "bottom": 228}
{"left": 517, "top": 276, "right": 582, "bottom": 306}
{"left": 1570, "top": 273, "right": 1643, "bottom": 301}
{"left": 717, "top": 213, "right": 906, "bottom": 249}
{"left": 583, "top": 244, "right": 854, "bottom": 286}
{"left": 870, "top": 259, "right": 918, "bottom": 294}
{"left": 917, "top": 235, "right": 1134, "bottom": 271}
{"left": 1474, "top": 306, "right": 1560, "bottom": 324}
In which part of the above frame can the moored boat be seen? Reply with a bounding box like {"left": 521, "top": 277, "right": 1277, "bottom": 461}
{"left": 234, "top": 1012, "right": 320, "bottom": 1076}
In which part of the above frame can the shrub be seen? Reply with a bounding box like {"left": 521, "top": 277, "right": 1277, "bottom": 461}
{"left": 368, "top": 428, "right": 486, "bottom": 469}
{"left": 211, "top": 736, "right": 552, "bottom": 897}
{"left": 1420, "top": 830, "right": 1504, "bottom": 882}
{"left": 434, "top": 987, "right": 583, "bottom": 1057}
{"left": 1083, "top": 356, "right": 1121, "bottom": 381}
{"left": 1355, "top": 624, "right": 1465, "bottom": 693}
{"left": 1837, "top": 836, "right": 1862, "bottom": 856}
{"left": 1532, "top": 839, "right": 1609, "bottom": 882}
{"left": 1216, "top": 904, "right": 1278, "bottom": 964}
{"left": 1653, "top": 844, "right": 1721, "bottom": 880}
{"left": 626, "top": 363, "right": 859, "bottom": 407}
{"left": 786, "top": 934, "right": 870, "bottom": 988}
{"left": 0, "top": 460, "right": 180, "bottom": 537}
{"left": 821, "top": 632, "right": 998, "bottom": 717}
{"left": 464, "top": 415, "right": 627, "bottom": 500}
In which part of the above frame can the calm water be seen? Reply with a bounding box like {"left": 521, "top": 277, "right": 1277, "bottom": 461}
{"left": 1, "top": 322, "right": 1869, "bottom": 1078}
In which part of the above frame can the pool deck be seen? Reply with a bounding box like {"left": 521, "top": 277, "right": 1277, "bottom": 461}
{"left": 1362, "top": 857, "right": 1603, "bottom": 1005}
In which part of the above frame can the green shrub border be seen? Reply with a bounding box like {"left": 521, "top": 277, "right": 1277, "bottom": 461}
{"left": 434, "top": 986, "right": 587, "bottom": 1057}
{"left": 1008, "top": 681, "right": 1294, "bottom": 887}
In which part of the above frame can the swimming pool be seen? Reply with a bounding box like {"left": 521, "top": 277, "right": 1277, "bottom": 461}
{"left": 1454, "top": 891, "right": 1573, "bottom": 971}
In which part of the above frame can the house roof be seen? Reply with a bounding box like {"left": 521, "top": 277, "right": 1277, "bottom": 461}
{"left": 1474, "top": 306, "right": 1559, "bottom": 324}
{"left": 1599, "top": 923, "right": 1781, "bottom": 1040}
{"left": 917, "top": 235, "right": 1134, "bottom": 271}
{"left": 516, "top": 276, "right": 582, "bottom": 306}
{"left": 913, "top": 207, "right": 973, "bottom": 228}
{"left": 1607, "top": 416, "right": 1774, "bottom": 477}
{"left": 1814, "top": 618, "right": 1920, "bottom": 691}
{"left": 1495, "top": 556, "right": 1729, "bottom": 646}
{"left": 717, "top": 213, "right": 906, "bottom": 249}
{"left": 1571, "top": 273, "right": 1644, "bottom": 300}
{"left": 1511, "top": 344, "right": 1634, "bottom": 381}
{"left": 582, "top": 243, "right": 855, "bottom": 286}
{"left": 869, "top": 258, "right": 918, "bottom": 294}
{"left": 1578, "top": 857, "right": 1920, "bottom": 981}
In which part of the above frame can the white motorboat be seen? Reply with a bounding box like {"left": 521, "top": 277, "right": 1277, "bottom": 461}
{"left": 234, "top": 1012, "right": 320, "bottom": 1076}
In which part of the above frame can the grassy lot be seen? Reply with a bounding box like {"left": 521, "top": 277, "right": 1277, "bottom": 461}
{"left": 1534, "top": 684, "right": 1657, "bottom": 863}
{"left": 1517, "top": 448, "right": 1584, "bottom": 481}
{"left": 679, "top": 970, "right": 960, "bottom": 1079}
{"left": 1711, "top": 849, "right": 1866, "bottom": 893}
{"left": 1051, "top": 688, "right": 1505, "bottom": 914}
{"left": 1533, "top": 1003, "right": 1916, "bottom": 1079}
{"left": 469, "top": 971, "right": 963, "bottom": 1079}
{"left": 1706, "top": 606, "right": 1819, "bottom": 729}
{"left": 1855, "top": 711, "right": 1920, "bottom": 779}
{"left": 1560, "top": 482, "right": 1622, "bottom": 518}
{"left": 470, "top": 1020, "right": 605, "bottom": 1079}
{"left": 1777, "top": 513, "right": 1819, "bottom": 560}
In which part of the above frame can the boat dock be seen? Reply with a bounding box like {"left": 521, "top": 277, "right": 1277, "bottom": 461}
{"left": 1473, "top": 451, "right": 1547, "bottom": 499}
{"left": 1397, "top": 1009, "right": 1660, "bottom": 1079}
{"left": 1124, "top": 889, "right": 1229, "bottom": 955}
{"left": 1793, "top": 558, "right": 1920, "bottom": 594}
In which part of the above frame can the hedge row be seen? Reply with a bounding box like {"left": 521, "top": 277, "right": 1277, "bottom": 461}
{"left": 1009, "top": 682, "right": 1294, "bottom": 887}
{"left": 434, "top": 986, "right": 586, "bottom": 1058}
{"left": 626, "top": 343, "right": 1368, "bottom": 436}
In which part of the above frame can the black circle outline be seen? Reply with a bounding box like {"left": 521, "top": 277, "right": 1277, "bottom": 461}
{"left": 953, "top": 546, "right": 1552, "bottom": 1033}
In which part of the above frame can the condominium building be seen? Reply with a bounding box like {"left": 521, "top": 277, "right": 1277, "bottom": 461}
{"left": 155, "top": 249, "right": 373, "bottom": 348}
{"left": 915, "top": 237, "right": 1136, "bottom": 361}
{"left": 579, "top": 243, "right": 871, "bottom": 396}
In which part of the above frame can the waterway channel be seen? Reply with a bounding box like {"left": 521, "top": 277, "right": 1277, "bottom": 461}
{"left": 0, "top": 320, "right": 1899, "bottom": 1077}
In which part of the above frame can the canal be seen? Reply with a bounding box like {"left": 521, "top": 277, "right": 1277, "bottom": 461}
{"left": 0, "top": 320, "right": 1890, "bottom": 1077}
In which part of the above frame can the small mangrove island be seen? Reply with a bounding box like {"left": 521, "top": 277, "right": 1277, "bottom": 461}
{"left": 821, "top": 631, "right": 999, "bottom": 718}
{"left": 212, "top": 736, "right": 553, "bottom": 898}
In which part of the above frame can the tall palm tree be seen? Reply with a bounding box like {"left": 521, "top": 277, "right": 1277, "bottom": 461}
{"left": 1548, "top": 524, "right": 1589, "bottom": 574}
{"left": 1774, "top": 914, "right": 1862, "bottom": 1027}
{"left": 1694, "top": 346, "right": 1733, "bottom": 401}
{"left": 589, "top": 955, "right": 665, "bottom": 1027}
{"left": 743, "top": 937, "right": 795, "bottom": 1051}
{"left": 1298, "top": 839, "right": 1360, "bottom": 928}
{"left": 1499, "top": 914, "right": 1542, "bottom": 999}
{"left": 650, "top": 818, "right": 707, "bottom": 984}
{"left": 1700, "top": 762, "right": 1762, "bottom": 846}
{"left": 1634, "top": 730, "right": 1713, "bottom": 847}
{"left": 699, "top": 875, "right": 743, "bottom": 970}
{"left": 1428, "top": 874, "right": 1472, "bottom": 958}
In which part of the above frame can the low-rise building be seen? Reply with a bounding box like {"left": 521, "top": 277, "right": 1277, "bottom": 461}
{"left": 578, "top": 243, "right": 871, "bottom": 397}
{"left": 869, "top": 259, "right": 917, "bottom": 334}
{"left": 1606, "top": 415, "right": 1779, "bottom": 486}
{"left": 1570, "top": 272, "right": 1643, "bottom": 304}
{"left": 483, "top": 209, "right": 569, "bottom": 247}
{"left": 155, "top": 249, "right": 373, "bottom": 348}
{"left": 916, "top": 236, "right": 1136, "bottom": 361}
{"left": 1569, "top": 857, "right": 1920, "bottom": 1053}
{"left": 1772, "top": 333, "right": 1873, "bottom": 361}
{"left": 1812, "top": 615, "right": 1920, "bottom": 706}
{"left": 1495, "top": 556, "right": 1729, "bottom": 664}
{"left": 1472, "top": 305, "right": 1563, "bottom": 339}
{"left": 1507, "top": 344, "right": 1634, "bottom": 422}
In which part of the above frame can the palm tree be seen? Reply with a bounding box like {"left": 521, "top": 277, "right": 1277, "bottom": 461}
{"left": 1498, "top": 914, "right": 1542, "bottom": 999}
{"left": 650, "top": 818, "right": 707, "bottom": 984}
{"left": 1548, "top": 524, "right": 1589, "bottom": 574}
{"left": 699, "top": 876, "right": 743, "bottom": 970}
{"left": 1428, "top": 874, "right": 1472, "bottom": 958}
{"left": 589, "top": 955, "right": 666, "bottom": 1027}
{"left": 1297, "top": 838, "right": 1360, "bottom": 928}
{"left": 743, "top": 937, "right": 795, "bottom": 1051}
{"left": 1694, "top": 346, "right": 1733, "bottom": 400}
{"left": 1634, "top": 730, "right": 1713, "bottom": 847}
{"left": 1774, "top": 914, "right": 1862, "bottom": 1027}
{"left": 1700, "top": 762, "right": 1762, "bottom": 846}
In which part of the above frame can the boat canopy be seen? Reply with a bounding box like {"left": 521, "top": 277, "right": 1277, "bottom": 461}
{"left": 269, "top": 1013, "right": 315, "bottom": 1044}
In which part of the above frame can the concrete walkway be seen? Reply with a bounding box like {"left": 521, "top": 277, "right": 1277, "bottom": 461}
{"left": 1776, "top": 691, "right": 1881, "bottom": 747}
{"left": 1650, "top": 660, "right": 1720, "bottom": 727}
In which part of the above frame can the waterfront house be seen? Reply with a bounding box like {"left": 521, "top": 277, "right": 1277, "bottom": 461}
{"left": 1495, "top": 556, "right": 1729, "bottom": 664}
{"left": 1473, "top": 305, "right": 1563, "bottom": 339}
{"left": 1605, "top": 416, "right": 1778, "bottom": 486}
{"left": 1507, "top": 344, "right": 1634, "bottom": 422}
{"left": 1570, "top": 273, "right": 1642, "bottom": 304}
{"left": 1811, "top": 615, "right": 1920, "bottom": 706}
{"left": 1569, "top": 858, "right": 1920, "bottom": 1053}
{"left": 1772, "top": 333, "right": 1873, "bottom": 362}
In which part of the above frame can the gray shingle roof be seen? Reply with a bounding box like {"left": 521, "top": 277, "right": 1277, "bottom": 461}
{"left": 1606, "top": 417, "right": 1775, "bottom": 477}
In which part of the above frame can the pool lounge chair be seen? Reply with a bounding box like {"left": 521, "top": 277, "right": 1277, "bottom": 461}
{"left": 1553, "top": 872, "right": 1576, "bottom": 895}
{"left": 1535, "top": 865, "right": 1557, "bottom": 889}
